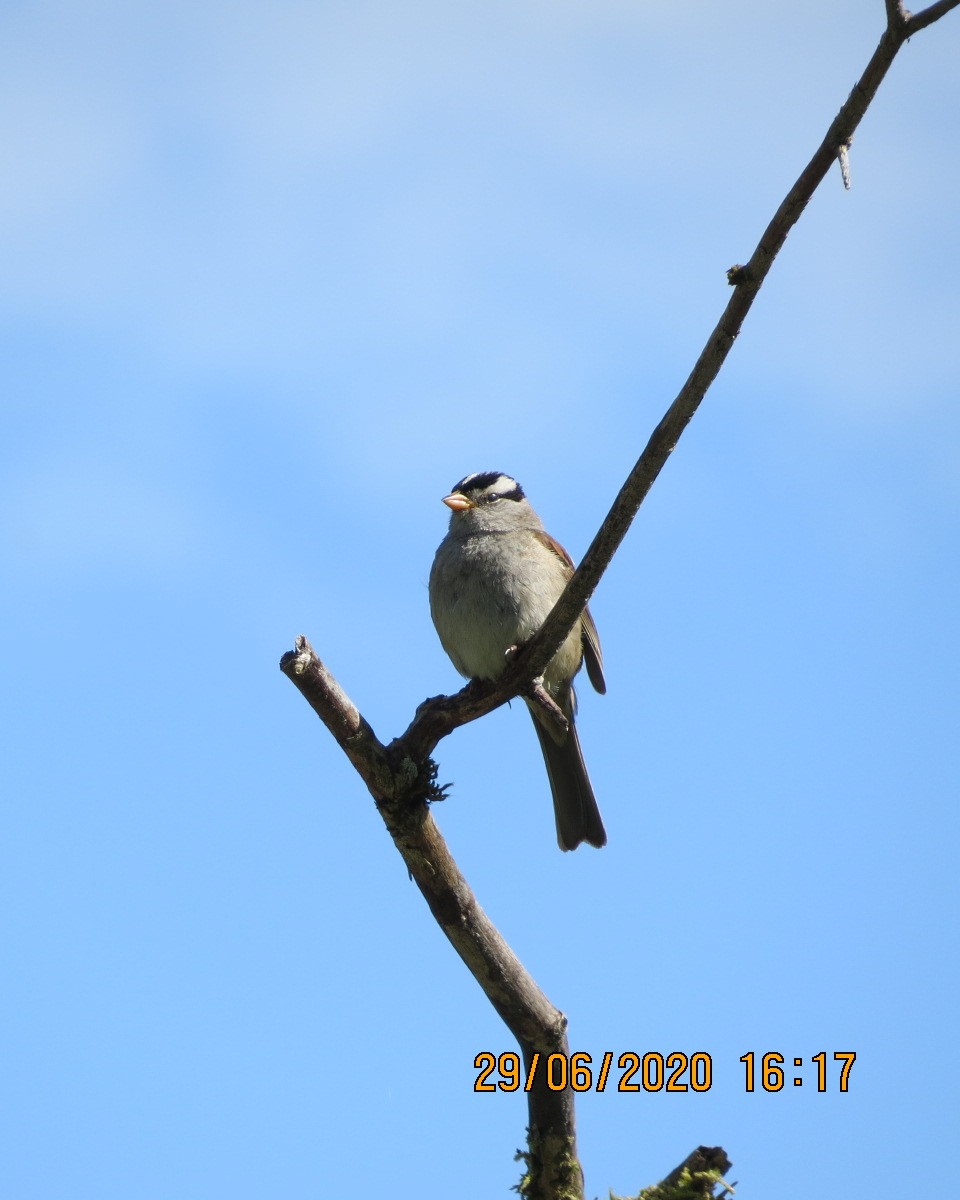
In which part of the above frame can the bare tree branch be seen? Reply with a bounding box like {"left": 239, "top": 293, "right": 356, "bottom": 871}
{"left": 885, "top": 0, "right": 907, "bottom": 27}
{"left": 485, "top": 0, "right": 958, "bottom": 712}
{"left": 906, "top": 0, "right": 960, "bottom": 35}
{"left": 281, "top": 5, "right": 957, "bottom": 1195}
{"left": 399, "top": 0, "right": 958, "bottom": 766}
{"left": 281, "top": 635, "right": 584, "bottom": 1195}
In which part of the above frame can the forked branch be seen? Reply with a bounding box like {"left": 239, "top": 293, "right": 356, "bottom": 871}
{"left": 281, "top": 5, "right": 957, "bottom": 1197}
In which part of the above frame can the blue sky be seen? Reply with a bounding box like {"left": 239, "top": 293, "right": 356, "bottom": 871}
{"left": 2, "top": 2, "right": 958, "bottom": 1197}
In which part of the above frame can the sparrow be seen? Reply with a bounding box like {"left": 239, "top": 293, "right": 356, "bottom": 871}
{"left": 429, "top": 471, "right": 606, "bottom": 850}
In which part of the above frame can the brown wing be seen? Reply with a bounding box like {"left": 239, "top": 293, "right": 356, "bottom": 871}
{"left": 532, "top": 529, "right": 606, "bottom": 696}
{"left": 580, "top": 605, "right": 606, "bottom": 695}
{"left": 532, "top": 528, "right": 577, "bottom": 575}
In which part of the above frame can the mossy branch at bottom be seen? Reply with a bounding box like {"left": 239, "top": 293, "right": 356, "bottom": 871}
{"left": 514, "top": 1137, "right": 731, "bottom": 1200}
{"left": 612, "top": 1146, "right": 733, "bottom": 1200}
{"left": 628, "top": 1164, "right": 730, "bottom": 1199}
{"left": 514, "top": 1128, "right": 583, "bottom": 1200}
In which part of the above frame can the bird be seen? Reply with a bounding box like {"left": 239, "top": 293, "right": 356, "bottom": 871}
{"left": 428, "top": 471, "right": 606, "bottom": 851}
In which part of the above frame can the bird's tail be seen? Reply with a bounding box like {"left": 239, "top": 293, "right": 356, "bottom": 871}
{"left": 528, "top": 706, "right": 606, "bottom": 851}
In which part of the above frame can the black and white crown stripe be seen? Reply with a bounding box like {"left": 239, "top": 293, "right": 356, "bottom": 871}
{"left": 451, "top": 471, "right": 526, "bottom": 504}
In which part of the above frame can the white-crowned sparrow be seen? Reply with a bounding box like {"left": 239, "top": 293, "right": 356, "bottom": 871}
{"left": 429, "top": 471, "right": 606, "bottom": 851}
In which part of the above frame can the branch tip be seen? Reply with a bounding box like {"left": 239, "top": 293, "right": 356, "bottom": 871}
{"left": 885, "top": 0, "right": 907, "bottom": 30}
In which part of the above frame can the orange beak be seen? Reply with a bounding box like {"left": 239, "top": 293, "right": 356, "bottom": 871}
{"left": 441, "top": 491, "right": 475, "bottom": 511}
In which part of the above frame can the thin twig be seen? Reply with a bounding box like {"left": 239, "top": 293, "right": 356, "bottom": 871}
{"left": 523, "top": 681, "right": 570, "bottom": 743}
{"left": 906, "top": 0, "right": 960, "bottom": 35}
